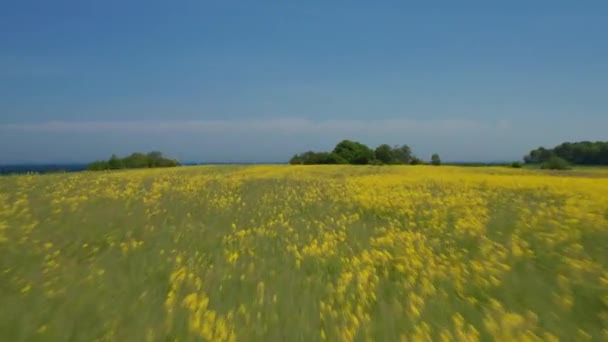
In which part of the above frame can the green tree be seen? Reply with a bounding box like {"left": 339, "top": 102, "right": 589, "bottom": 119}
{"left": 524, "top": 141, "right": 608, "bottom": 165}
{"left": 290, "top": 141, "right": 419, "bottom": 165}
{"left": 156, "top": 157, "right": 179, "bottom": 167}
{"left": 87, "top": 151, "right": 178, "bottom": 171}
{"left": 524, "top": 147, "right": 553, "bottom": 164}
{"left": 147, "top": 151, "right": 163, "bottom": 159}
{"left": 298, "top": 151, "right": 318, "bottom": 165}
{"left": 410, "top": 157, "right": 424, "bottom": 165}
{"left": 289, "top": 154, "right": 303, "bottom": 165}
{"left": 87, "top": 160, "right": 109, "bottom": 171}
{"left": 123, "top": 153, "right": 150, "bottom": 168}
{"left": 431, "top": 153, "right": 441, "bottom": 166}
{"left": 316, "top": 152, "right": 348, "bottom": 164}
{"left": 541, "top": 156, "right": 570, "bottom": 170}
{"left": 599, "top": 143, "right": 608, "bottom": 164}
{"left": 391, "top": 144, "right": 413, "bottom": 164}
{"left": 374, "top": 144, "right": 393, "bottom": 164}
{"left": 291, "top": 151, "right": 348, "bottom": 165}
{"left": 333, "top": 140, "right": 374, "bottom": 165}
{"left": 147, "top": 151, "right": 163, "bottom": 167}
{"left": 108, "top": 154, "right": 123, "bottom": 169}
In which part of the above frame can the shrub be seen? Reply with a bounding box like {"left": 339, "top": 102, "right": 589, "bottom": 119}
{"left": 374, "top": 144, "right": 393, "bottom": 164}
{"left": 289, "top": 154, "right": 304, "bottom": 165}
{"left": 540, "top": 156, "right": 571, "bottom": 170}
{"left": 291, "top": 151, "right": 348, "bottom": 165}
{"left": 87, "top": 152, "right": 179, "bottom": 171}
{"left": 511, "top": 161, "right": 522, "bottom": 168}
{"left": 333, "top": 140, "right": 375, "bottom": 165}
{"left": 410, "top": 157, "right": 424, "bottom": 165}
{"left": 87, "top": 161, "right": 109, "bottom": 171}
{"left": 431, "top": 153, "right": 441, "bottom": 166}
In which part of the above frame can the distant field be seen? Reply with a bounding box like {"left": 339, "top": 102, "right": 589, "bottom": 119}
{"left": 1, "top": 165, "right": 607, "bottom": 340}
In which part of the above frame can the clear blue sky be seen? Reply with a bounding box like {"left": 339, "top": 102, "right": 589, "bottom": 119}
{"left": 1, "top": 1, "right": 607, "bottom": 163}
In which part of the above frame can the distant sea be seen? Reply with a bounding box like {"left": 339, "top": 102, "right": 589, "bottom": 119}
{"left": 0, "top": 164, "right": 89, "bottom": 175}
{"left": 0, "top": 162, "right": 286, "bottom": 175}
{"left": 0, "top": 161, "right": 517, "bottom": 175}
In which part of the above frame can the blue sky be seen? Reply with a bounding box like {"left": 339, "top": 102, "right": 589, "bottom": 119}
{"left": 1, "top": 1, "right": 607, "bottom": 163}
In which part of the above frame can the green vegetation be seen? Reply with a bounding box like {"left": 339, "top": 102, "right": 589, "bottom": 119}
{"left": 332, "top": 140, "right": 375, "bottom": 164}
{"left": 511, "top": 161, "right": 523, "bottom": 168}
{"left": 290, "top": 140, "right": 422, "bottom": 165}
{"left": 525, "top": 141, "right": 608, "bottom": 165}
{"left": 290, "top": 140, "right": 608, "bottom": 170}
{"left": 87, "top": 151, "right": 179, "bottom": 171}
{"left": 287, "top": 151, "right": 347, "bottom": 165}
{"left": 409, "top": 157, "right": 425, "bottom": 165}
{"left": 540, "top": 156, "right": 571, "bottom": 170}
{"left": 431, "top": 153, "right": 441, "bottom": 166}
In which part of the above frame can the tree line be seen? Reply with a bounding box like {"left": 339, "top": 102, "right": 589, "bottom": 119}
{"left": 87, "top": 151, "right": 180, "bottom": 171}
{"left": 524, "top": 141, "right": 608, "bottom": 165}
{"left": 289, "top": 140, "right": 441, "bottom": 165}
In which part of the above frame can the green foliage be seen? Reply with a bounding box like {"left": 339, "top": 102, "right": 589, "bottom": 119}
{"left": 541, "top": 156, "right": 571, "bottom": 170}
{"left": 333, "top": 140, "right": 375, "bottom": 165}
{"left": 374, "top": 144, "right": 413, "bottom": 165}
{"left": 431, "top": 153, "right": 441, "bottom": 166}
{"left": 410, "top": 157, "right": 424, "bottom": 165}
{"left": 374, "top": 144, "right": 393, "bottom": 164}
{"left": 524, "top": 147, "right": 553, "bottom": 164}
{"left": 108, "top": 154, "right": 124, "bottom": 170}
{"left": 391, "top": 144, "right": 413, "bottom": 164}
{"left": 288, "top": 154, "right": 303, "bottom": 165}
{"left": 525, "top": 141, "right": 608, "bottom": 165}
{"left": 289, "top": 151, "right": 347, "bottom": 165}
{"left": 319, "top": 152, "right": 348, "bottom": 165}
{"left": 86, "top": 161, "right": 110, "bottom": 171}
{"left": 87, "top": 152, "right": 179, "bottom": 171}
{"left": 122, "top": 153, "right": 150, "bottom": 168}
{"left": 291, "top": 140, "right": 417, "bottom": 165}
{"left": 511, "top": 161, "right": 523, "bottom": 168}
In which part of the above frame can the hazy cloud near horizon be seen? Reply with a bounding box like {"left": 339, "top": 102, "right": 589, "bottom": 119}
{"left": 2, "top": 117, "right": 606, "bottom": 164}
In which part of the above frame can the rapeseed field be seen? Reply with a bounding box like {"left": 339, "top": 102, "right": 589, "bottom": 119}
{"left": 1, "top": 165, "right": 607, "bottom": 341}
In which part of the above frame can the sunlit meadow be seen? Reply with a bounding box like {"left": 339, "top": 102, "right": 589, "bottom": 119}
{"left": 1, "top": 165, "right": 607, "bottom": 341}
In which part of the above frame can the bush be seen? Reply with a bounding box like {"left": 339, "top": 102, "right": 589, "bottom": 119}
{"left": 540, "top": 156, "right": 571, "bottom": 170}
{"left": 525, "top": 141, "right": 608, "bottom": 165}
{"left": 333, "top": 140, "right": 375, "bottom": 165}
{"left": 88, "top": 152, "right": 179, "bottom": 171}
{"left": 511, "top": 161, "right": 522, "bottom": 168}
{"left": 289, "top": 154, "right": 304, "bottom": 165}
{"left": 291, "top": 140, "right": 416, "bottom": 165}
{"left": 374, "top": 144, "right": 393, "bottom": 164}
{"left": 318, "top": 152, "right": 348, "bottom": 165}
{"left": 374, "top": 144, "right": 413, "bottom": 164}
{"left": 410, "top": 157, "right": 424, "bottom": 165}
{"left": 87, "top": 161, "right": 109, "bottom": 171}
{"left": 431, "top": 153, "right": 441, "bottom": 166}
{"left": 290, "top": 151, "right": 347, "bottom": 165}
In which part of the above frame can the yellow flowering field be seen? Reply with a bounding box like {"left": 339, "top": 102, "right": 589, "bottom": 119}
{"left": 1, "top": 165, "right": 607, "bottom": 341}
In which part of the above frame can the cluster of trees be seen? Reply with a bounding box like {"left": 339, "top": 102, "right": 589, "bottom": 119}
{"left": 87, "top": 151, "right": 180, "bottom": 171}
{"left": 524, "top": 141, "right": 608, "bottom": 165}
{"left": 289, "top": 140, "right": 440, "bottom": 165}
